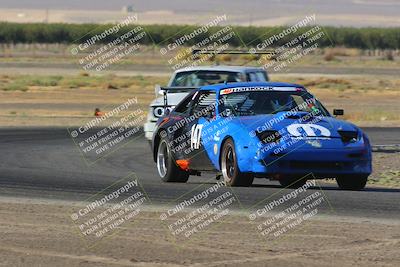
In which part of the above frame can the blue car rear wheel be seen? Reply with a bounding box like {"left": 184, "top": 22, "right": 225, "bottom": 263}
{"left": 157, "top": 138, "right": 189, "bottom": 183}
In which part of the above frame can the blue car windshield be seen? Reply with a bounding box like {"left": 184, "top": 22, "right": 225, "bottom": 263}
{"left": 219, "top": 90, "right": 330, "bottom": 117}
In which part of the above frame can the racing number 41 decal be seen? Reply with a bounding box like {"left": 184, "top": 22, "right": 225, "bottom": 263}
{"left": 191, "top": 124, "right": 203, "bottom": 149}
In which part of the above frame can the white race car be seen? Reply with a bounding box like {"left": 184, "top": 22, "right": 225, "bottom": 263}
{"left": 144, "top": 65, "right": 269, "bottom": 140}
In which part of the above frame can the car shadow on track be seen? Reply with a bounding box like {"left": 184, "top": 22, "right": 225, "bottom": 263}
{"left": 187, "top": 181, "right": 400, "bottom": 193}
{"left": 252, "top": 183, "right": 400, "bottom": 193}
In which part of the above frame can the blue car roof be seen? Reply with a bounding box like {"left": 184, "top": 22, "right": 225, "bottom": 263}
{"left": 200, "top": 82, "right": 306, "bottom": 91}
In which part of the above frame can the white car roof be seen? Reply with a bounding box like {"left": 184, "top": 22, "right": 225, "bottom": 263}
{"left": 174, "top": 65, "right": 264, "bottom": 73}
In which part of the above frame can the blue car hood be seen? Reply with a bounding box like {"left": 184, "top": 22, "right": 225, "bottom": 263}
{"left": 232, "top": 112, "right": 358, "bottom": 138}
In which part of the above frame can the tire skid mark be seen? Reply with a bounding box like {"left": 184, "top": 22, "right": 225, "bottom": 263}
{"left": 191, "top": 239, "right": 399, "bottom": 266}
{"left": 0, "top": 245, "right": 183, "bottom": 267}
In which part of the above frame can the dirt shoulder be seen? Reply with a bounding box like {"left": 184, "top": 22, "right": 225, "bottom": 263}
{"left": 0, "top": 198, "right": 399, "bottom": 267}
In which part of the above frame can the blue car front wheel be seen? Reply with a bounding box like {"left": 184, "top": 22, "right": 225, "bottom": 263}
{"left": 336, "top": 175, "right": 368, "bottom": 190}
{"left": 221, "top": 138, "right": 254, "bottom": 187}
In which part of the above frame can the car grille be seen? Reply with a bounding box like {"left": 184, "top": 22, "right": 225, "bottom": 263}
{"left": 282, "top": 161, "right": 348, "bottom": 170}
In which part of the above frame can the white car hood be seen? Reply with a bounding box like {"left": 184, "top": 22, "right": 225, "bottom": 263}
{"left": 150, "top": 92, "right": 190, "bottom": 107}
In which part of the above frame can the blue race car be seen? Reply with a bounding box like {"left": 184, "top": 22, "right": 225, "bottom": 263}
{"left": 152, "top": 82, "right": 372, "bottom": 190}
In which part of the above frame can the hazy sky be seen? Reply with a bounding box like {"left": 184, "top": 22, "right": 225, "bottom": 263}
{"left": 0, "top": 0, "right": 399, "bottom": 26}
{"left": 0, "top": 0, "right": 398, "bottom": 14}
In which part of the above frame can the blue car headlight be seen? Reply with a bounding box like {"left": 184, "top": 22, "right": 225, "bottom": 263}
{"left": 338, "top": 130, "right": 359, "bottom": 143}
{"left": 256, "top": 130, "right": 281, "bottom": 144}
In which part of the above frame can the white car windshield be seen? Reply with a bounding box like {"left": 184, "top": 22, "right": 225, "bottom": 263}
{"left": 171, "top": 71, "right": 242, "bottom": 87}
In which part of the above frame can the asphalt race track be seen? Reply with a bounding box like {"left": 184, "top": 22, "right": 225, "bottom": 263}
{"left": 0, "top": 127, "right": 399, "bottom": 221}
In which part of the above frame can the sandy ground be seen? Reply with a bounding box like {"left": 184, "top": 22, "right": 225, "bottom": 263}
{"left": 0, "top": 197, "right": 399, "bottom": 267}
{"left": 369, "top": 153, "right": 400, "bottom": 187}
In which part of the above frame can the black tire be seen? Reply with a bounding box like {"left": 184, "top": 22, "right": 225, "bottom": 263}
{"left": 336, "top": 175, "right": 368, "bottom": 190}
{"left": 221, "top": 138, "right": 254, "bottom": 187}
{"left": 156, "top": 138, "right": 189, "bottom": 183}
{"left": 279, "top": 176, "right": 307, "bottom": 189}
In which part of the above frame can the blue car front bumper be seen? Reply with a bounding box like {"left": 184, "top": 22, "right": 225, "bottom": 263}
{"left": 236, "top": 140, "right": 372, "bottom": 178}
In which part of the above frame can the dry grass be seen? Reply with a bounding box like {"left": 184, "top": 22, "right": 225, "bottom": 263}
{"left": 1, "top": 45, "right": 399, "bottom": 68}
{"left": 0, "top": 74, "right": 167, "bottom": 92}
{"left": 0, "top": 73, "right": 399, "bottom": 127}
{"left": 272, "top": 75, "right": 400, "bottom": 125}
{"left": 0, "top": 74, "right": 169, "bottom": 127}
{"left": 324, "top": 47, "right": 361, "bottom": 57}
